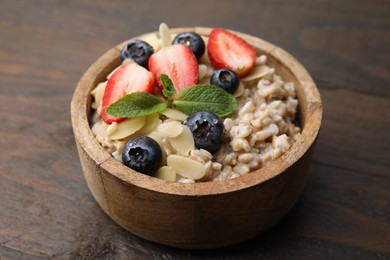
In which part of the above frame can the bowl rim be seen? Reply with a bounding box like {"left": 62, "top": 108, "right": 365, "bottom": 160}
{"left": 71, "top": 27, "right": 322, "bottom": 197}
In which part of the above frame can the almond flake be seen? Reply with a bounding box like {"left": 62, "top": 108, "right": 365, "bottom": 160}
{"left": 154, "top": 166, "right": 176, "bottom": 182}
{"left": 137, "top": 113, "right": 159, "bottom": 134}
{"left": 199, "top": 36, "right": 210, "bottom": 64}
{"left": 147, "top": 131, "right": 163, "bottom": 147}
{"left": 167, "top": 155, "right": 206, "bottom": 180}
{"left": 148, "top": 131, "right": 166, "bottom": 165}
{"left": 167, "top": 125, "right": 195, "bottom": 156}
{"left": 160, "top": 108, "right": 188, "bottom": 121}
{"left": 158, "top": 121, "right": 183, "bottom": 138}
{"left": 108, "top": 117, "right": 145, "bottom": 140}
{"left": 241, "top": 65, "right": 270, "bottom": 82}
{"left": 159, "top": 23, "right": 171, "bottom": 47}
{"left": 198, "top": 64, "right": 208, "bottom": 80}
{"left": 106, "top": 122, "right": 118, "bottom": 136}
{"left": 91, "top": 81, "right": 107, "bottom": 107}
{"left": 233, "top": 82, "right": 245, "bottom": 98}
{"left": 91, "top": 120, "right": 109, "bottom": 137}
{"left": 141, "top": 33, "right": 162, "bottom": 52}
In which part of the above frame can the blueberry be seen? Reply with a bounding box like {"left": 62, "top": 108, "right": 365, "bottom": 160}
{"left": 172, "top": 32, "right": 205, "bottom": 59}
{"left": 210, "top": 68, "right": 240, "bottom": 94}
{"left": 120, "top": 40, "right": 154, "bottom": 69}
{"left": 122, "top": 136, "right": 162, "bottom": 175}
{"left": 183, "top": 111, "right": 225, "bottom": 153}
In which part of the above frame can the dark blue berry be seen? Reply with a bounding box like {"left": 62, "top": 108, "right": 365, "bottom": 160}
{"left": 210, "top": 68, "right": 240, "bottom": 94}
{"left": 122, "top": 136, "right": 162, "bottom": 175}
{"left": 172, "top": 32, "right": 205, "bottom": 59}
{"left": 120, "top": 40, "right": 154, "bottom": 69}
{"left": 183, "top": 111, "right": 225, "bottom": 153}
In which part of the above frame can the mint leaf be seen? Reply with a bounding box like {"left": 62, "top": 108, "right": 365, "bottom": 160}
{"left": 161, "top": 74, "right": 176, "bottom": 99}
{"left": 106, "top": 92, "right": 167, "bottom": 118}
{"left": 161, "top": 74, "right": 176, "bottom": 107}
{"left": 174, "top": 85, "right": 238, "bottom": 117}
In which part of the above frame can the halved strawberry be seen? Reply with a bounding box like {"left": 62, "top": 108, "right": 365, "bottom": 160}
{"left": 207, "top": 28, "right": 256, "bottom": 77}
{"left": 148, "top": 44, "right": 198, "bottom": 92}
{"left": 101, "top": 62, "right": 155, "bottom": 124}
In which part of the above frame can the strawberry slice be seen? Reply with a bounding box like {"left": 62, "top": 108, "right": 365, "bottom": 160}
{"left": 207, "top": 28, "right": 256, "bottom": 77}
{"left": 101, "top": 62, "right": 155, "bottom": 124}
{"left": 148, "top": 44, "right": 198, "bottom": 92}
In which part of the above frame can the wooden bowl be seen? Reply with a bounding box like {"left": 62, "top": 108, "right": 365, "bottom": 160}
{"left": 71, "top": 27, "right": 322, "bottom": 249}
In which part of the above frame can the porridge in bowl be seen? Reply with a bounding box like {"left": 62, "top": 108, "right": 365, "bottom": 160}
{"left": 71, "top": 24, "right": 322, "bottom": 249}
{"left": 89, "top": 23, "right": 301, "bottom": 183}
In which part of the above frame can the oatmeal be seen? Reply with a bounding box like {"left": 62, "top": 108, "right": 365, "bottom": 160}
{"left": 89, "top": 24, "right": 300, "bottom": 182}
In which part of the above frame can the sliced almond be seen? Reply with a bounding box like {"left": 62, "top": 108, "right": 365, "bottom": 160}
{"left": 108, "top": 117, "right": 145, "bottom": 140}
{"left": 137, "top": 113, "right": 160, "bottom": 134}
{"left": 159, "top": 23, "right": 171, "bottom": 48}
{"left": 141, "top": 33, "right": 162, "bottom": 52}
{"left": 241, "top": 65, "right": 270, "bottom": 82}
{"left": 198, "top": 64, "right": 208, "bottom": 80}
{"left": 91, "top": 81, "right": 107, "bottom": 107}
{"left": 199, "top": 36, "right": 210, "bottom": 64}
{"left": 158, "top": 121, "right": 183, "bottom": 138}
{"left": 201, "top": 36, "right": 209, "bottom": 47}
{"left": 167, "top": 125, "right": 195, "bottom": 156}
{"left": 153, "top": 166, "right": 176, "bottom": 182}
{"left": 147, "top": 131, "right": 164, "bottom": 147}
{"left": 106, "top": 122, "right": 118, "bottom": 136}
{"left": 91, "top": 120, "right": 109, "bottom": 137}
{"left": 147, "top": 131, "right": 166, "bottom": 165}
{"left": 256, "top": 55, "right": 267, "bottom": 65}
{"left": 170, "top": 33, "right": 178, "bottom": 42}
{"left": 160, "top": 108, "right": 188, "bottom": 121}
{"left": 233, "top": 82, "right": 245, "bottom": 98}
{"left": 167, "top": 155, "right": 206, "bottom": 180}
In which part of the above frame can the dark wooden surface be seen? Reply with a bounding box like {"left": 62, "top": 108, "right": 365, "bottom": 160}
{"left": 1, "top": 0, "right": 389, "bottom": 259}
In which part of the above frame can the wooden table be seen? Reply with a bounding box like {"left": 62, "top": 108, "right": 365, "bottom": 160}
{"left": 1, "top": 0, "right": 389, "bottom": 258}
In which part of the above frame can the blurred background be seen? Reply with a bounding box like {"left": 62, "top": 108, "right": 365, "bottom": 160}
{"left": 1, "top": 0, "right": 389, "bottom": 259}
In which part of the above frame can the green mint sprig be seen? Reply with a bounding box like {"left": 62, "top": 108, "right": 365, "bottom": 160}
{"left": 106, "top": 92, "right": 167, "bottom": 118}
{"left": 174, "top": 85, "right": 237, "bottom": 117}
{"left": 161, "top": 74, "right": 176, "bottom": 107}
{"left": 106, "top": 75, "right": 237, "bottom": 119}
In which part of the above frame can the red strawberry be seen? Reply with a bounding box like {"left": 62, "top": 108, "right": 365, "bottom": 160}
{"left": 148, "top": 44, "right": 198, "bottom": 92}
{"left": 101, "top": 62, "right": 155, "bottom": 124}
{"left": 207, "top": 28, "right": 256, "bottom": 77}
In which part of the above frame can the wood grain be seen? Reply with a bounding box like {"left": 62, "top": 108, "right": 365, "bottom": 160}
{"left": 0, "top": 0, "right": 389, "bottom": 258}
